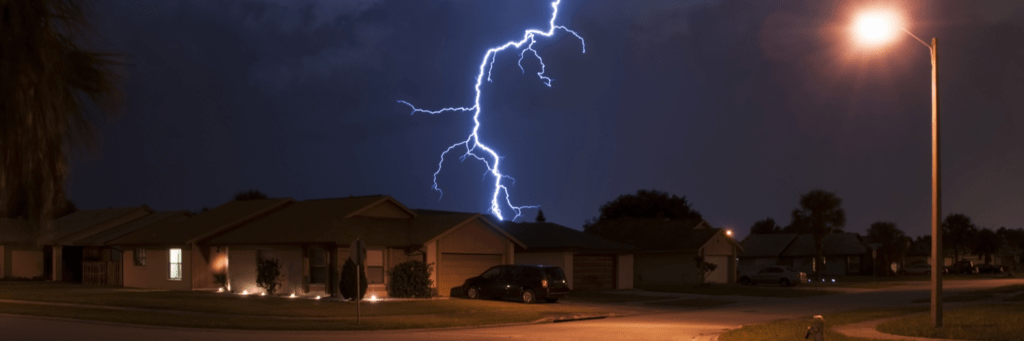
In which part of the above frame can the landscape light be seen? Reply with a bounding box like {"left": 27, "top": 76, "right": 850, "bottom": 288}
{"left": 289, "top": 293, "right": 296, "bottom": 298}
{"left": 315, "top": 295, "right": 321, "bottom": 300}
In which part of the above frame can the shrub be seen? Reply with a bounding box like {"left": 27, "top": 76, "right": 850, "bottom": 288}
{"left": 386, "top": 260, "right": 435, "bottom": 298}
{"left": 213, "top": 272, "right": 227, "bottom": 289}
{"left": 256, "top": 257, "right": 282, "bottom": 295}
{"left": 340, "top": 258, "right": 368, "bottom": 300}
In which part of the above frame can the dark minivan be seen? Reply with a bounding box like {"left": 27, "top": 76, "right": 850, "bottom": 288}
{"left": 462, "top": 265, "right": 570, "bottom": 303}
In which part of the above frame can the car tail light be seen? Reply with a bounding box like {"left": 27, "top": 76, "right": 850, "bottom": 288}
{"left": 542, "top": 279, "right": 548, "bottom": 288}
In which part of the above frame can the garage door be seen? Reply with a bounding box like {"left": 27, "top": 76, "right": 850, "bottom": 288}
{"left": 705, "top": 256, "right": 729, "bottom": 284}
{"left": 438, "top": 253, "right": 503, "bottom": 297}
{"left": 573, "top": 254, "right": 616, "bottom": 291}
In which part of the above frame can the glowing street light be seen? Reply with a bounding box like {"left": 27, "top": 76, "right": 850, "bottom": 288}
{"left": 853, "top": 9, "right": 943, "bottom": 328}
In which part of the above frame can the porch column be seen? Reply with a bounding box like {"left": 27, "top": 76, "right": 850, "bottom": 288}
{"left": 328, "top": 246, "right": 339, "bottom": 297}
{"left": 51, "top": 246, "right": 62, "bottom": 281}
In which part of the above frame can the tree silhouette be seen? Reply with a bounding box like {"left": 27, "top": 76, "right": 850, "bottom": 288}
{"left": 233, "top": 190, "right": 269, "bottom": 201}
{"left": 791, "top": 189, "right": 845, "bottom": 279}
{"left": 943, "top": 213, "right": 977, "bottom": 264}
{"left": 867, "top": 221, "right": 909, "bottom": 276}
{"left": 749, "top": 217, "right": 781, "bottom": 234}
{"left": 972, "top": 228, "right": 1000, "bottom": 265}
{"left": 535, "top": 209, "right": 546, "bottom": 223}
{"left": 1, "top": 0, "right": 124, "bottom": 244}
{"left": 583, "top": 189, "right": 703, "bottom": 243}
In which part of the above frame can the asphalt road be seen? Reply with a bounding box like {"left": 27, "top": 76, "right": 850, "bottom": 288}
{"left": 2, "top": 278, "right": 1020, "bottom": 341}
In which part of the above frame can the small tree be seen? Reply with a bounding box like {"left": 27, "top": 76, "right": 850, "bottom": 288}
{"left": 213, "top": 272, "right": 227, "bottom": 290}
{"left": 386, "top": 260, "right": 435, "bottom": 298}
{"left": 694, "top": 256, "right": 718, "bottom": 285}
{"left": 256, "top": 257, "right": 282, "bottom": 295}
{"left": 535, "top": 209, "right": 546, "bottom": 223}
{"left": 341, "top": 258, "right": 368, "bottom": 300}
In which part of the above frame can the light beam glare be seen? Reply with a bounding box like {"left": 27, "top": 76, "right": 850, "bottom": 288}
{"left": 398, "top": 0, "right": 584, "bottom": 221}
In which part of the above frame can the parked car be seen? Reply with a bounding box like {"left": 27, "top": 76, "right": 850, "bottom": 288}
{"left": 901, "top": 261, "right": 946, "bottom": 274}
{"left": 976, "top": 263, "right": 1005, "bottom": 274}
{"left": 946, "top": 260, "right": 979, "bottom": 274}
{"left": 738, "top": 266, "right": 807, "bottom": 287}
{"left": 462, "top": 265, "right": 570, "bottom": 303}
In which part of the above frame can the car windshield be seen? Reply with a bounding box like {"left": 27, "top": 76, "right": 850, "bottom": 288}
{"left": 543, "top": 267, "right": 566, "bottom": 281}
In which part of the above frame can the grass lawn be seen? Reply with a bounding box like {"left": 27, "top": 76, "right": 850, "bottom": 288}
{"left": 877, "top": 304, "right": 1024, "bottom": 341}
{"left": 718, "top": 307, "right": 929, "bottom": 341}
{"left": 641, "top": 283, "right": 837, "bottom": 298}
{"left": 909, "top": 284, "right": 1024, "bottom": 303}
{"left": 0, "top": 282, "right": 609, "bottom": 330}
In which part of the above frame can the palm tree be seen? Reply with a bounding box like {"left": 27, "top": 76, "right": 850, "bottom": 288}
{"left": 867, "top": 222, "right": 909, "bottom": 275}
{"left": 1, "top": 0, "right": 123, "bottom": 244}
{"left": 792, "top": 189, "right": 846, "bottom": 279}
{"left": 943, "top": 214, "right": 977, "bottom": 264}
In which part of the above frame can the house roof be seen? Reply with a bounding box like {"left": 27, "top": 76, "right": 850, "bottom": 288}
{"left": 107, "top": 198, "right": 292, "bottom": 246}
{"left": 496, "top": 221, "right": 634, "bottom": 252}
{"left": 202, "top": 196, "right": 410, "bottom": 246}
{"left": 779, "top": 233, "right": 867, "bottom": 257}
{"left": 74, "top": 211, "right": 191, "bottom": 245}
{"left": 740, "top": 233, "right": 799, "bottom": 258}
{"left": 0, "top": 218, "right": 35, "bottom": 245}
{"left": 585, "top": 219, "right": 737, "bottom": 252}
{"left": 52, "top": 206, "right": 152, "bottom": 244}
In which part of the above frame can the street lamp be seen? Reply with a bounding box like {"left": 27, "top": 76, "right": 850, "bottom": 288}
{"left": 853, "top": 10, "right": 943, "bottom": 328}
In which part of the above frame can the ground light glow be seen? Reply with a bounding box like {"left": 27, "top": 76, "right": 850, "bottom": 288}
{"left": 398, "top": 0, "right": 585, "bottom": 221}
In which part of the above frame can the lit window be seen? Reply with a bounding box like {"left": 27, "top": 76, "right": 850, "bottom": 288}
{"left": 367, "top": 250, "right": 384, "bottom": 284}
{"left": 169, "top": 248, "right": 182, "bottom": 280}
{"left": 133, "top": 248, "right": 146, "bottom": 266}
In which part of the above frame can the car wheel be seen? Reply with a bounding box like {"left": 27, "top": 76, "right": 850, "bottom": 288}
{"left": 545, "top": 298, "right": 559, "bottom": 303}
{"left": 739, "top": 277, "right": 751, "bottom": 285}
{"left": 779, "top": 278, "right": 791, "bottom": 287}
{"left": 466, "top": 286, "right": 480, "bottom": 300}
{"left": 521, "top": 289, "right": 536, "bottom": 304}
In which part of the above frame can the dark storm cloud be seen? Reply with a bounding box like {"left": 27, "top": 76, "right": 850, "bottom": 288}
{"left": 71, "top": 0, "right": 1024, "bottom": 239}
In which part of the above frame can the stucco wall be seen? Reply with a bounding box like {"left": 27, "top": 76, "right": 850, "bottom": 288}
{"left": 11, "top": 249, "right": 44, "bottom": 279}
{"left": 704, "top": 233, "right": 734, "bottom": 255}
{"left": 228, "top": 248, "right": 258, "bottom": 294}
{"left": 122, "top": 247, "right": 192, "bottom": 291}
{"left": 191, "top": 246, "right": 230, "bottom": 290}
{"left": 617, "top": 254, "right": 634, "bottom": 289}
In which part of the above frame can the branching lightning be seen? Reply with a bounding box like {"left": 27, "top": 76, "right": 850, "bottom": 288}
{"left": 398, "top": 0, "right": 584, "bottom": 221}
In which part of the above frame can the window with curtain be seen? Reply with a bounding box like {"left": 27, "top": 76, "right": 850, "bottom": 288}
{"left": 169, "top": 248, "right": 182, "bottom": 280}
{"left": 366, "top": 249, "right": 384, "bottom": 284}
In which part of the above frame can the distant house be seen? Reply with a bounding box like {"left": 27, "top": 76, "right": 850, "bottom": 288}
{"left": 199, "top": 197, "right": 524, "bottom": 298}
{"left": 587, "top": 219, "right": 743, "bottom": 286}
{"left": 737, "top": 233, "right": 799, "bottom": 275}
{"left": 50, "top": 206, "right": 155, "bottom": 284}
{"left": 498, "top": 221, "right": 634, "bottom": 291}
{"left": 777, "top": 233, "right": 868, "bottom": 276}
{"left": 107, "top": 198, "right": 293, "bottom": 291}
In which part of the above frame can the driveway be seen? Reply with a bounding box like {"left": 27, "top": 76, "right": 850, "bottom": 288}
{"left": 2, "top": 278, "right": 1020, "bottom": 341}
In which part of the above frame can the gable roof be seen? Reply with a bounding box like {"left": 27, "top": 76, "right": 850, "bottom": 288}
{"left": 52, "top": 206, "right": 153, "bottom": 245}
{"left": 107, "top": 198, "right": 293, "bottom": 246}
{"left": 740, "top": 233, "right": 799, "bottom": 258}
{"left": 413, "top": 211, "right": 525, "bottom": 247}
{"left": 74, "top": 211, "right": 191, "bottom": 245}
{"left": 780, "top": 233, "right": 867, "bottom": 257}
{"left": 497, "top": 221, "right": 634, "bottom": 252}
{"left": 586, "top": 219, "right": 737, "bottom": 252}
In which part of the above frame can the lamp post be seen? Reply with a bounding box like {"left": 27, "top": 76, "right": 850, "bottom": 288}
{"left": 853, "top": 11, "right": 942, "bottom": 327}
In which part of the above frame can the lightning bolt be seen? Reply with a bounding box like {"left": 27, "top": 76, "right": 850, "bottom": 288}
{"left": 398, "top": 0, "right": 585, "bottom": 221}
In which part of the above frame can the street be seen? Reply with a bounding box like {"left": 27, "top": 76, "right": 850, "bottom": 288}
{"left": 1, "top": 279, "right": 1019, "bottom": 341}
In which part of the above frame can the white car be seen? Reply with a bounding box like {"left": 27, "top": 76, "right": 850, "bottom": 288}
{"left": 739, "top": 266, "right": 807, "bottom": 286}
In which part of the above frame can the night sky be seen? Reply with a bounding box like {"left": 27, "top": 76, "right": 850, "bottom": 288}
{"left": 72, "top": 0, "right": 1024, "bottom": 240}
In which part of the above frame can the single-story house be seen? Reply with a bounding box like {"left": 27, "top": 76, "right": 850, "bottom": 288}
{"left": 587, "top": 219, "right": 743, "bottom": 286}
{"left": 777, "top": 233, "right": 868, "bottom": 276}
{"left": 67, "top": 210, "right": 192, "bottom": 285}
{"left": 50, "top": 206, "right": 155, "bottom": 283}
{"left": 107, "top": 198, "right": 293, "bottom": 291}
{"left": 737, "top": 233, "right": 799, "bottom": 275}
{"left": 498, "top": 221, "right": 634, "bottom": 291}
{"left": 200, "top": 197, "right": 524, "bottom": 298}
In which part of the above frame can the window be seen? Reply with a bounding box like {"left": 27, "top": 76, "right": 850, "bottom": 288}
{"left": 309, "top": 247, "right": 327, "bottom": 284}
{"left": 366, "top": 250, "right": 384, "bottom": 284}
{"left": 133, "top": 248, "right": 146, "bottom": 266}
{"left": 481, "top": 266, "right": 502, "bottom": 279}
{"left": 169, "top": 248, "right": 182, "bottom": 280}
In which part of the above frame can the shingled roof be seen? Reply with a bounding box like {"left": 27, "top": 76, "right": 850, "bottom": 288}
{"left": 75, "top": 211, "right": 191, "bottom": 245}
{"left": 497, "top": 221, "right": 633, "bottom": 252}
{"left": 52, "top": 206, "right": 153, "bottom": 244}
{"left": 585, "top": 219, "right": 738, "bottom": 252}
{"left": 740, "top": 233, "right": 798, "bottom": 258}
{"left": 108, "top": 198, "right": 293, "bottom": 246}
{"left": 779, "top": 233, "right": 867, "bottom": 257}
